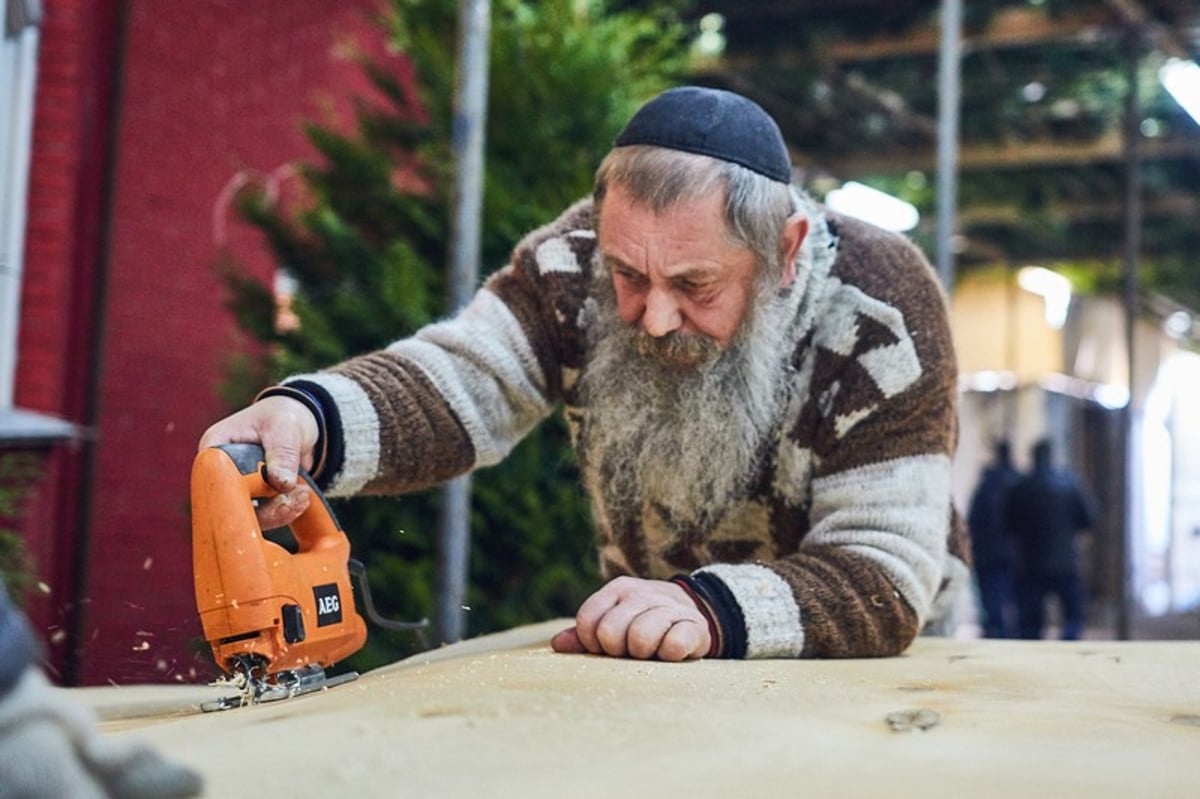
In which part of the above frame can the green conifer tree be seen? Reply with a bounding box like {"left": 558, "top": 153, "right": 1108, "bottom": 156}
{"left": 221, "top": 0, "right": 688, "bottom": 669}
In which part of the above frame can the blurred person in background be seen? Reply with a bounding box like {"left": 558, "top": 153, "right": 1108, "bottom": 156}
{"left": 967, "top": 440, "right": 1020, "bottom": 638}
{"left": 1006, "top": 439, "right": 1098, "bottom": 640}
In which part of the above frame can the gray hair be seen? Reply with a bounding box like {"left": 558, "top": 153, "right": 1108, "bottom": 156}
{"left": 594, "top": 145, "right": 798, "bottom": 278}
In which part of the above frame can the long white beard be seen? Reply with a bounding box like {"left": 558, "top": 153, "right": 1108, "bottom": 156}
{"left": 577, "top": 270, "right": 797, "bottom": 531}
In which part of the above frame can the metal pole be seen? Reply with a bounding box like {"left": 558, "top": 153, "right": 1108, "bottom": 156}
{"left": 935, "top": 0, "right": 962, "bottom": 292}
{"left": 437, "top": 0, "right": 491, "bottom": 644}
{"left": 1117, "top": 32, "right": 1142, "bottom": 641}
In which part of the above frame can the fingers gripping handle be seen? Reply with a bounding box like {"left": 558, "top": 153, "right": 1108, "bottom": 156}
{"left": 215, "top": 442, "right": 275, "bottom": 481}
{"left": 214, "top": 443, "right": 341, "bottom": 554}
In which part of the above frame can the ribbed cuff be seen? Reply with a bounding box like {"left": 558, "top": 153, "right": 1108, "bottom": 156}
{"left": 287, "top": 380, "right": 345, "bottom": 488}
{"left": 670, "top": 575, "right": 721, "bottom": 658}
{"left": 672, "top": 572, "right": 747, "bottom": 659}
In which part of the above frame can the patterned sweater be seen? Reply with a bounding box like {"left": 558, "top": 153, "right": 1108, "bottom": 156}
{"left": 287, "top": 198, "right": 970, "bottom": 659}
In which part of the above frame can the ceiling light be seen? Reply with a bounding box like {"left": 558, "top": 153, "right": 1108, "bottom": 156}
{"left": 1160, "top": 58, "right": 1200, "bottom": 125}
{"left": 1017, "top": 266, "right": 1072, "bottom": 329}
{"left": 1164, "top": 310, "right": 1192, "bottom": 339}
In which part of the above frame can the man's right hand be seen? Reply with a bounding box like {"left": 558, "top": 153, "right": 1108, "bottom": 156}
{"left": 197, "top": 395, "right": 320, "bottom": 529}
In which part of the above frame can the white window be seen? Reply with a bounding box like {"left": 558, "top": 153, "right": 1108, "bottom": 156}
{"left": 0, "top": 1, "right": 69, "bottom": 444}
{"left": 1, "top": 0, "right": 42, "bottom": 409}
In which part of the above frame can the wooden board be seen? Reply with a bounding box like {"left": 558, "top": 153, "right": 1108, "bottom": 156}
{"left": 76, "top": 621, "right": 1200, "bottom": 798}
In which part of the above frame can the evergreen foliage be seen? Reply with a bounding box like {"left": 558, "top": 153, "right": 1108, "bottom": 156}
{"left": 220, "top": 0, "right": 688, "bottom": 669}
{"left": 0, "top": 452, "right": 42, "bottom": 605}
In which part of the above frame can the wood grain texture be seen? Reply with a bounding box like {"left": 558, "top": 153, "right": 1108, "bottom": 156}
{"left": 76, "top": 622, "right": 1199, "bottom": 798}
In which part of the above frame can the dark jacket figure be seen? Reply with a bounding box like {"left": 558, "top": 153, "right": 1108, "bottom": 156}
{"left": 0, "top": 575, "right": 37, "bottom": 696}
{"left": 1006, "top": 440, "right": 1098, "bottom": 640}
{"left": 0, "top": 576, "right": 202, "bottom": 796}
{"left": 967, "top": 441, "right": 1020, "bottom": 638}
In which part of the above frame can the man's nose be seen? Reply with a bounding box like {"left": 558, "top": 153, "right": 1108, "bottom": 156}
{"left": 641, "top": 287, "right": 682, "bottom": 337}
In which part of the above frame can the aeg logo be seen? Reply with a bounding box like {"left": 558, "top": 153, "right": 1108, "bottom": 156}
{"left": 313, "top": 583, "right": 343, "bottom": 627}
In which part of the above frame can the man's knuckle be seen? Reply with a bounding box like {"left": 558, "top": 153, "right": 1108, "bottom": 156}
{"left": 628, "top": 640, "right": 653, "bottom": 660}
{"left": 662, "top": 623, "right": 701, "bottom": 661}
{"left": 657, "top": 639, "right": 686, "bottom": 662}
{"left": 625, "top": 626, "right": 655, "bottom": 659}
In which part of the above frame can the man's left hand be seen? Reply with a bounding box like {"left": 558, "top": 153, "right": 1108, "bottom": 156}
{"left": 550, "top": 576, "right": 711, "bottom": 661}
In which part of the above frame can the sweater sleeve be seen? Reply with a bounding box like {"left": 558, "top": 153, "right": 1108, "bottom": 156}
{"left": 694, "top": 215, "right": 966, "bottom": 658}
{"left": 282, "top": 200, "right": 596, "bottom": 498}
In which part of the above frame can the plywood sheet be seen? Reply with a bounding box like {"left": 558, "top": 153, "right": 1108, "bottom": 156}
{"left": 76, "top": 621, "right": 1200, "bottom": 798}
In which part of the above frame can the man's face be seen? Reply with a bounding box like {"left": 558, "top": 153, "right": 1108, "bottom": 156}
{"left": 597, "top": 184, "right": 757, "bottom": 367}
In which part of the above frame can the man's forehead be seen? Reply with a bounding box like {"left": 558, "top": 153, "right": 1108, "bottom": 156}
{"left": 612, "top": 209, "right": 741, "bottom": 251}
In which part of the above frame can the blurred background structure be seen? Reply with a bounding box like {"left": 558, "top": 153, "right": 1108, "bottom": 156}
{"left": 1, "top": 0, "right": 1198, "bottom": 685}
{"left": 664, "top": 0, "right": 1200, "bottom": 641}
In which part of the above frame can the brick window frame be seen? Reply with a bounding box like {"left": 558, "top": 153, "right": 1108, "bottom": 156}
{"left": 0, "top": 1, "right": 71, "bottom": 445}
{"left": 0, "top": 1, "right": 39, "bottom": 410}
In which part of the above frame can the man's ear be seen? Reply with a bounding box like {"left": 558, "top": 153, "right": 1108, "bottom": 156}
{"left": 778, "top": 212, "right": 809, "bottom": 288}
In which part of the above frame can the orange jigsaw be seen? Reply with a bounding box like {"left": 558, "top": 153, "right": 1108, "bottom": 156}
{"left": 191, "top": 443, "right": 367, "bottom": 706}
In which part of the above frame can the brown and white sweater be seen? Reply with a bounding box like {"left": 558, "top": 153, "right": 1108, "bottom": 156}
{"left": 284, "top": 198, "right": 971, "bottom": 659}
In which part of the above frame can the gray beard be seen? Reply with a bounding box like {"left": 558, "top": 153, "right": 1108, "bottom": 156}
{"left": 577, "top": 270, "right": 797, "bottom": 531}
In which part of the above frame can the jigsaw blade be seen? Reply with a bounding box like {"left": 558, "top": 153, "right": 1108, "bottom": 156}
{"left": 201, "top": 655, "right": 360, "bottom": 712}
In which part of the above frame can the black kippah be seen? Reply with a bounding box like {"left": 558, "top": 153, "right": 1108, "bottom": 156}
{"left": 614, "top": 86, "right": 791, "bottom": 184}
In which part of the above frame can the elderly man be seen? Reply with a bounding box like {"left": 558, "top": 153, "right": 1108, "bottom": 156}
{"left": 201, "top": 86, "right": 970, "bottom": 662}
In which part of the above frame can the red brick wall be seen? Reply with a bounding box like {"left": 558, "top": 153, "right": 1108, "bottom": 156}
{"left": 15, "top": 0, "right": 123, "bottom": 680}
{"left": 18, "top": 0, "right": 407, "bottom": 684}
